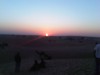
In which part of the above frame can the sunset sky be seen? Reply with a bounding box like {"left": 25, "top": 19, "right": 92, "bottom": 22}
{"left": 0, "top": 0, "right": 99, "bottom": 36}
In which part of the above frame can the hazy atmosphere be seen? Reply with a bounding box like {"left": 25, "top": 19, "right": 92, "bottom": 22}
{"left": 0, "top": 0, "right": 99, "bottom": 36}
{"left": 0, "top": 1, "right": 100, "bottom": 75}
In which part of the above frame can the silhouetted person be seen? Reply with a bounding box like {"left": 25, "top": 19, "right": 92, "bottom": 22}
{"left": 39, "top": 58, "right": 46, "bottom": 68}
{"left": 30, "top": 60, "right": 40, "bottom": 71}
{"left": 15, "top": 52, "right": 21, "bottom": 72}
{"left": 94, "top": 42, "right": 100, "bottom": 75}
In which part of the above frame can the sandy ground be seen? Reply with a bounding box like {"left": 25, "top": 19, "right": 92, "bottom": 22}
{"left": 0, "top": 58, "right": 95, "bottom": 75}
{"left": 0, "top": 35, "right": 98, "bottom": 75}
{"left": 0, "top": 45, "right": 94, "bottom": 64}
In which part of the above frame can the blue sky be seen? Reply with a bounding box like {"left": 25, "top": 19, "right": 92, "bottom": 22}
{"left": 0, "top": 0, "right": 99, "bottom": 36}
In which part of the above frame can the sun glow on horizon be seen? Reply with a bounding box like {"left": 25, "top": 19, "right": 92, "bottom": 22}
{"left": 46, "top": 33, "right": 48, "bottom": 36}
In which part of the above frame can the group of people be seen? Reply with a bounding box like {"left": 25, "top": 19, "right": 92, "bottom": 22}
{"left": 14, "top": 42, "right": 100, "bottom": 75}
{"left": 15, "top": 51, "right": 46, "bottom": 73}
{"left": 30, "top": 58, "right": 45, "bottom": 71}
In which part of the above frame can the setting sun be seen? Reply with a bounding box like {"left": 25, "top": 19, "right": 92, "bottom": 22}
{"left": 46, "top": 33, "right": 48, "bottom": 36}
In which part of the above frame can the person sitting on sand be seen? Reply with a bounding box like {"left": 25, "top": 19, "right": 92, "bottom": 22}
{"left": 94, "top": 42, "right": 100, "bottom": 75}
{"left": 30, "top": 60, "right": 40, "bottom": 71}
{"left": 30, "top": 58, "right": 46, "bottom": 71}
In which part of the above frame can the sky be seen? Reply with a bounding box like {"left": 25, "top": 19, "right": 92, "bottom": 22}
{"left": 0, "top": 0, "right": 99, "bottom": 36}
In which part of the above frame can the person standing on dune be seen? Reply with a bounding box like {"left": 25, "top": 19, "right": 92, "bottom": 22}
{"left": 94, "top": 42, "right": 100, "bottom": 75}
{"left": 15, "top": 52, "right": 21, "bottom": 72}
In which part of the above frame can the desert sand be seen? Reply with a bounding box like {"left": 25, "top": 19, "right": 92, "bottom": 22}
{"left": 0, "top": 35, "right": 99, "bottom": 75}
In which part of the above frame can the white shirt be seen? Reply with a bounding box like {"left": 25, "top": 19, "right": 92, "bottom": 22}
{"left": 94, "top": 44, "right": 100, "bottom": 58}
